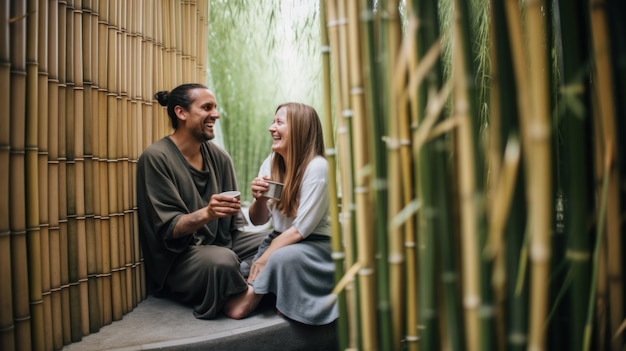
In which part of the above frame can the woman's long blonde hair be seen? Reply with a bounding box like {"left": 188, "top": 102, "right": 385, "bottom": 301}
{"left": 271, "top": 102, "right": 325, "bottom": 217}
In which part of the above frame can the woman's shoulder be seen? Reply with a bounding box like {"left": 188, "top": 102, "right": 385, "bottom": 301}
{"left": 305, "top": 156, "right": 328, "bottom": 177}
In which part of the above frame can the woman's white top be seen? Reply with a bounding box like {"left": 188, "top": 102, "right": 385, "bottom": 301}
{"left": 258, "top": 154, "right": 331, "bottom": 238}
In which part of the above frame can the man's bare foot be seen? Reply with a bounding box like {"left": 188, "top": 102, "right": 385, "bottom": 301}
{"left": 223, "top": 285, "right": 263, "bottom": 320}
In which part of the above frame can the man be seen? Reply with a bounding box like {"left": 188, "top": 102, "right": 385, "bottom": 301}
{"left": 136, "top": 83, "right": 266, "bottom": 319}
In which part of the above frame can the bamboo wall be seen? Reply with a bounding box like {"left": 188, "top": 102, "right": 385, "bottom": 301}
{"left": 0, "top": 1, "right": 209, "bottom": 350}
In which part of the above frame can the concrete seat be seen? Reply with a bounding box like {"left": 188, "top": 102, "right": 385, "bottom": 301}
{"left": 61, "top": 295, "right": 338, "bottom": 351}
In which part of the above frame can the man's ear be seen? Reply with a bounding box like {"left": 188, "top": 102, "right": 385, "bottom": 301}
{"left": 174, "top": 105, "right": 187, "bottom": 121}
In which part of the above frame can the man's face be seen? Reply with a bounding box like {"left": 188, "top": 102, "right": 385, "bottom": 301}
{"left": 186, "top": 88, "right": 220, "bottom": 142}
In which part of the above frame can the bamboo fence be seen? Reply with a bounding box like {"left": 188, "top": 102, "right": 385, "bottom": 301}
{"left": 321, "top": 0, "right": 625, "bottom": 350}
{"left": 1, "top": 1, "right": 209, "bottom": 350}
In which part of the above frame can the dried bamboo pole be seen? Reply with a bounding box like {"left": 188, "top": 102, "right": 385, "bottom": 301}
{"left": 346, "top": 1, "right": 378, "bottom": 350}
{"left": 325, "top": 0, "right": 359, "bottom": 348}
{"left": 25, "top": 0, "right": 45, "bottom": 349}
{"left": 319, "top": 1, "right": 349, "bottom": 349}
{"left": 0, "top": 0, "right": 13, "bottom": 344}
{"left": 181, "top": 0, "right": 192, "bottom": 80}
{"left": 57, "top": 1, "right": 73, "bottom": 344}
{"left": 47, "top": 2, "right": 64, "bottom": 347}
{"left": 36, "top": 0, "right": 53, "bottom": 348}
{"left": 82, "top": 0, "right": 103, "bottom": 334}
{"left": 589, "top": 2, "right": 624, "bottom": 350}
{"left": 9, "top": 1, "right": 33, "bottom": 349}
{"left": 174, "top": 0, "right": 182, "bottom": 83}
{"left": 124, "top": 0, "right": 135, "bottom": 315}
{"left": 107, "top": 0, "right": 123, "bottom": 322}
{"left": 127, "top": 1, "right": 142, "bottom": 302}
{"left": 121, "top": 37, "right": 133, "bottom": 316}
{"left": 116, "top": 2, "right": 129, "bottom": 315}
{"left": 72, "top": 0, "right": 90, "bottom": 338}
{"left": 97, "top": 0, "right": 112, "bottom": 327}
{"left": 141, "top": 3, "right": 153, "bottom": 149}
{"left": 64, "top": 1, "right": 85, "bottom": 342}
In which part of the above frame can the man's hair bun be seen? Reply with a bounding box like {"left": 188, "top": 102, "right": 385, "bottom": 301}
{"left": 154, "top": 91, "right": 169, "bottom": 106}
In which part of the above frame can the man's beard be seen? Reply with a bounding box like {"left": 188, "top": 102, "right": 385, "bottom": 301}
{"left": 192, "top": 127, "right": 214, "bottom": 143}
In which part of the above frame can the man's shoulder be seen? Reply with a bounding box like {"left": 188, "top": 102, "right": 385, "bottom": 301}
{"left": 138, "top": 138, "right": 177, "bottom": 166}
{"left": 202, "top": 141, "right": 233, "bottom": 160}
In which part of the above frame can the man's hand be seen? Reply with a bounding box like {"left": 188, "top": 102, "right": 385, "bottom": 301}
{"left": 207, "top": 193, "right": 241, "bottom": 220}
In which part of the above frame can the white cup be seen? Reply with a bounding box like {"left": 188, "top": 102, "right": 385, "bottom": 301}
{"left": 262, "top": 181, "right": 283, "bottom": 200}
{"left": 220, "top": 190, "right": 241, "bottom": 200}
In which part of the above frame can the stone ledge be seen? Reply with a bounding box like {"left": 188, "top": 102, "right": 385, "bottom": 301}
{"left": 61, "top": 295, "right": 338, "bottom": 351}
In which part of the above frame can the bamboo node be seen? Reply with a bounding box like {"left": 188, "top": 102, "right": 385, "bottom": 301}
{"left": 373, "top": 178, "right": 388, "bottom": 191}
{"left": 388, "top": 253, "right": 404, "bottom": 264}
{"left": 350, "top": 87, "right": 364, "bottom": 95}
{"left": 321, "top": 45, "right": 331, "bottom": 53}
{"left": 358, "top": 267, "right": 374, "bottom": 276}
{"left": 342, "top": 109, "right": 353, "bottom": 118}
{"left": 565, "top": 249, "right": 590, "bottom": 261}
{"left": 508, "top": 332, "right": 528, "bottom": 345}
{"left": 442, "top": 272, "right": 457, "bottom": 282}
{"left": 326, "top": 148, "right": 337, "bottom": 156}
{"left": 327, "top": 18, "right": 348, "bottom": 28}
{"left": 331, "top": 252, "right": 346, "bottom": 260}
{"left": 405, "top": 335, "right": 419, "bottom": 342}
{"left": 463, "top": 295, "right": 480, "bottom": 308}
{"left": 478, "top": 304, "right": 496, "bottom": 317}
{"left": 354, "top": 186, "right": 368, "bottom": 194}
{"left": 383, "top": 136, "right": 401, "bottom": 149}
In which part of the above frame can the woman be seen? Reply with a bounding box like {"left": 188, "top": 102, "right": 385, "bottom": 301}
{"left": 224, "top": 102, "right": 338, "bottom": 325}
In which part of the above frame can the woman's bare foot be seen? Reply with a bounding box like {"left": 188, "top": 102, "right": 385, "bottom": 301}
{"left": 223, "top": 285, "right": 263, "bottom": 320}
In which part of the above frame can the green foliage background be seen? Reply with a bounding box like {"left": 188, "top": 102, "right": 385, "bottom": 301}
{"left": 206, "top": 0, "right": 322, "bottom": 203}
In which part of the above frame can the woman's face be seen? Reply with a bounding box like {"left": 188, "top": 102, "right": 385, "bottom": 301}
{"left": 269, "top": 107, "right": 289, "bottom": 157}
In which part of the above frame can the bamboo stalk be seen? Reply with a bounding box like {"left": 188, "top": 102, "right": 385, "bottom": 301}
{"left": 47, "top": 3, "right": 62, "bottom": 346}
{"left": 83, "top": 0, "right": 103, "bottom": 334}
{"left": 521, "top": 0, "right": 553, "bottom": 349}
{"left": 10, "top": 1, "right": 34, "bottom": 349}
{"left": 451, "top": 0, "right": 482, "bottom": 349}
{"left": 319, "top": 1, "right": 349, "bottom": 349}
{"left": 487, "top": 1, "right": 531, "bottom": 350}
{"left": 97, "top": 0, "right": 112, "bottom": 327}
{"left": 554, "top": 1, "right": 594, "bottom": 350}
{"left": 37, "top": 0, "right": 54, "bottom": 348}
{"left": 73, "top": 0, "right": 90, "bottom": 338}
{"left": 64, "top": 1, "right": 85, "bottom": 342}
{"left": 25, "top": 0, "right": 46, "bottom": 349}
{"left": 345, "top": 2, "right": 378, "bottom": 350}
{"left": 380, "top": 1, "right": 406, "bottom": 349}
{"left": 589, "top": 2, "right": 624, "bottom": 350}
{"left": 0, "top": 2, "right": 12, "bottom": 347}
{"left": 107, "top": 0, "right": 123, "bottom": 322}
{"left": 325, "top": 1, "right": 360, "bottom": 348}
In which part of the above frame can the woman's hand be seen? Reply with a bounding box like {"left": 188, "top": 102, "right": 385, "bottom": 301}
{"left": 247, "top": 258, "right": 267, "bottom": 283}
{"left": 251, "top": 176, "right": 271, "bottom": 200}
